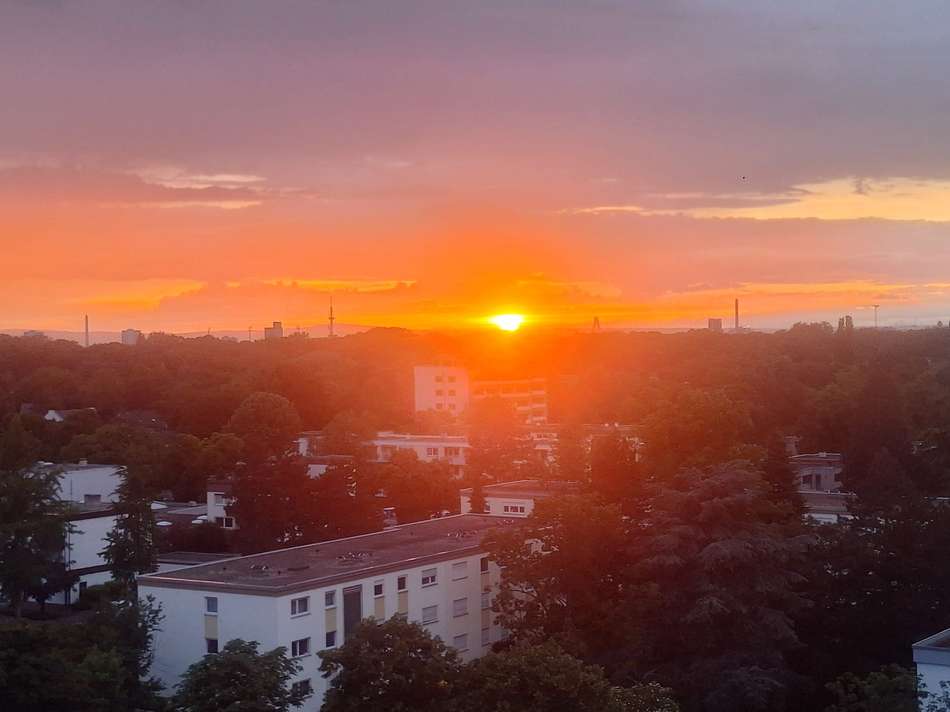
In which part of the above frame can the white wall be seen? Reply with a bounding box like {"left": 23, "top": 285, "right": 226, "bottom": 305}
{"left": 142, "top": 553, "right": 504, "bottom": 711}
{"left": 460, "top": 495, "right": 534, "bottom": 517}
{"left": 413, "top": 365, "right": 471, "bottom": 415}
{"left": 57, "top": 465, "right": 121, "bottom": 503}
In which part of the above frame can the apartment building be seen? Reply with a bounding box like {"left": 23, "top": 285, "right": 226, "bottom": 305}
{"left": 459, "top": 479, "right": 581, "bottom": 517}
{"left": 413, "top": 364, "right": 471, "bottom": 414}
{"left": 790, "top": 452, "right": 844, "bottom": 492}
{"left": 370, "top": 432, "right": 469, "bottom": 476}
{"left": 206, "top": 479, "right": 236, "bottom": 529}
{"left": 46, "top": 461, "right": 122, "bottom": 504}
{"left": 914, "top": 627, "right": 950, "bottom": 702}
{"left": 139, "top": 514, "right": 515, "bottom": 709}
{"left": 470, "top": 377, "right": 548, "bottom": 425}
{"left": 51, "top": 502, "right": 119, "bottom": 605}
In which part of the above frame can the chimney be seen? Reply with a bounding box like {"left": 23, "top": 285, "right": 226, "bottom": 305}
{"left": 734, "top": 299, "right": 739, "bottom": 331}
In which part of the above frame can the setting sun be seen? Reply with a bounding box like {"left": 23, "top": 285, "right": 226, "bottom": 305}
{"left": 489, "top": 313, "right": 525, "bottom": 331}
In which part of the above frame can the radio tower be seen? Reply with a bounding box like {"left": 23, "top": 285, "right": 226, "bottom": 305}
{"left": 328, "top": 296, "right": 336, "bottom": 337}
{"left": 592, "top": 316, "right": 601, "bottom": 332}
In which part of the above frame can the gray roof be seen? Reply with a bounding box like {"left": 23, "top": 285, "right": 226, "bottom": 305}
{"left": 139, "top": 514, "right": 519, "bottom": 596}
{"left": 460, "top": 479, "right": 582, "bottom": 499}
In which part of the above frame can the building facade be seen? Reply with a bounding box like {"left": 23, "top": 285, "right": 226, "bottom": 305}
{"left": 459, "top": 479, "right": 581, "bottom": 517}
{"left": 140, "top": 515, "right": 514, "bottom": 710}
{"left": 790, "top": 452, "right": 844, "bottom": 492}
{"left": 914, "top": 627, "right": 950, "bottom": 703}
{"left": 121, "top": 328, "right": 143, "bottom": 345}
{"left": 370, "top": 432, "right": 470, "bottom": 476}
{"left": 413, "top": 364, "right": 471, "bottom": 414}
{"left": 264, "top": 321, "right": 284, "bottom": 340}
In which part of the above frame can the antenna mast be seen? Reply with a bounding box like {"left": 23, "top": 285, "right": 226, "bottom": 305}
{"left": 328, "top": 296, "right": 336, "bottom": 337}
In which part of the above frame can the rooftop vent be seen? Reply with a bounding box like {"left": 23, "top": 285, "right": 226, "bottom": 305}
{"left": 336, "top": 551, "right": 370, "bottom": 563}
{"left": 287, "top": 564, "right": 310, "bottom": 572}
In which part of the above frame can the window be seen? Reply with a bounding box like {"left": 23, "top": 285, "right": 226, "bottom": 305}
{"left": 206, "top": 638, "right": 219, "bottom": 654}
{"left": 291, "top": 637, "right": 310, "bottom": 657}
{"left": 205, "top": 596, "right": 218, "bottom": 614}
{"left": 213, "top": 493, "right": 226, "bottom": 505}
{"left": 448, "top": 375, "right": 456, "bottom": 383}
{"left": 325, "top": 630, "right": 337, "bottom": 648}
{"left": 421, "top": 568, "right": 437, "bottom": 587}
{"left": 291, "top": 596, "right": 309, "bottom": 616}
{"left": 221, "top": 516, "right": 235, "bottom": 529}
{"left": 445, "top": 447, "right": 460, "bottom": 457}
{"left": 503, "top": 504, "right": 526, "bottom": 514}
{"left": 453, "top": 597, "right": 468, "bottom": 617}
{"left": 436, "top": 403, "right": 444, "bottom": 410}
{"left": 83, "top": 494, "right": 101, "bottom": 504}
{"left": 421, "top": 605, "right": 438, "bottom": 624}
{"left": 448, "top": 389, "right": 456, "bottom": 396}
{"left": 481, "top": 591, "right": 490, "bottom": 610}
{"left": 451, "top": 561, "right": 468, "bottom": 580}
{"left": 480, "top": 557, "right": 489, "bottom": 573}
{"left": 397, "top": 575, "right": 407, "bottom": 592}
{"left": 481, "top": 627, "right": 490, "bottom": 646}
{"left": 448, "top": 403, "right": 456, "bottom": 410}
{"left": 325, "top": 591, "right": 336, "bottom": 608}
{"left": 435, "top": 375, "right": 443, "bottom": 382}
{"left": 483, "top": 503, "right": 491, "bottom": 513}
{"left": 426, "top": 447, "right": 439, "bottom": 457}
{"left": 453, "top": 633, "right": 469, "bottom": 651}
{"left": 435, "top": 389, "right": 443, "bottom": 396}
{"left": 292, "top": 679, "right": 312, "bottom": 697}
{"left": 373, "top": 581, "right": 384, "bottom": 597}
{"left": 78, "top": 581, "right": 88, "bottom": 594}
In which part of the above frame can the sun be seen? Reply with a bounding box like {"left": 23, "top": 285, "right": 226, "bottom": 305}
{"left": 489, "top": 313, "right": 525, "bottom": 331}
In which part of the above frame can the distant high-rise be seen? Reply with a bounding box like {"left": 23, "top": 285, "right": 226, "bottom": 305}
{"left": 121, "top": 328, "right": 143, "bottom": 345}
{"left": 264, "top": 321, "right": 284, "bottom": 340}
{"left": 708, "top": 318, "right": 723, "bottom": 332}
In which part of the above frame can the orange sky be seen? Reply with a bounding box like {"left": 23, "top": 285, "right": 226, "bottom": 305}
{"left": 4, "top": 3, "right": 950, "bottom": 333}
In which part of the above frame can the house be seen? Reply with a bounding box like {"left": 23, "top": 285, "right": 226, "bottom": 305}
{"left": 790, "top": 452, "right": 844, "bottom": 492}
{"left": 459, "top": 479, "right": 581, "bottom": 517}
{"left": 206, "top": 480, "right": 236, "bottom": 530}
{"left": 43, "top": 407, "right": 99, "bottom": 423}
{"left": 914, "top": 627, "right": 950, "bottom": 704}
{"left": 139, "top": 514, "right": 517, "bottom": 709}
{"left": 413, "top": 363, "right": 549, "bottom": 424}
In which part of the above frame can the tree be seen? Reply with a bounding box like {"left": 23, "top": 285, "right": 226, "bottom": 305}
{"left": 101, "top": 468, "right": 158, "bottom": 595}
{"left": 761, "top": 432, "right": 803, "bottom": 517}
{"left": 225, "top": 392, "right": 301, "bottom": 462}
{"left": 319, "top": 617, "right": 462, "bottom": 712}
{"left": 589, "top": 430, "right": 638, "bottom": 504}
{"left": 229, "top": 454, "right": 319, "bottom": 553}
{"left": 174, "top": 639, "right": 309, "bottom": 712}
{"left": 555, "top": 419, "right": 587, "bottom": 481}
{"left": 825, "top": 666, "right": 919, "bottom": 712}
{"left": 0, "top": 451, "right": 71, "bottom": 617}
{"left": 452, "top": 641, "right": 679, "bottom": 712}
{"left": 378, "top": 450, "right": 457, "bottom": 523}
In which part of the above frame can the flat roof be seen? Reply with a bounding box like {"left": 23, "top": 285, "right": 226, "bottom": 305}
{"left": 157, "top": 551, "right": 234, "bottom": 566}
{"left": 460, "top": 479, "right": 582, "bottom": 499}
{"left": 139, "top": 514, "right": 518, "bottom": 596}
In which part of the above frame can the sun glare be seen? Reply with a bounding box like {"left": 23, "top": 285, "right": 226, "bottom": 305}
{"left": 489, "top": 313, "right": 525, "bottom": 331}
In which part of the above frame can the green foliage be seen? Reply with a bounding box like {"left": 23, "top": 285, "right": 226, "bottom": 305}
{"left": 0, "top": 442, "right": 72, "bottom": 617}
{"left": 0, "top": 597, "right": 165, "bottom": 711}
{"left": 225, "top": 391, "right": 301, "bottom": 462}
{"left": 377, "top": 449, "right": 458, "bottom": 523}
{"left": 174, "top": 638, "right": 308, "bottom": 712}
{"left": 825, "top": 665, "right": 919, "bottom": 712}
{"left": 102, "top": 468, "right": 159, "bottom": 594}
{"left": 319, "top": 617, "right": 462, "bottom": 712}
{"left": 452, "top": 642, "right": 679, "bottom": 712}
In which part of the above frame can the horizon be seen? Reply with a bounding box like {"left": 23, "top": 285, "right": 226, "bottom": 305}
{"left": 5, "top": 3, "right": 950, "bottom": 331}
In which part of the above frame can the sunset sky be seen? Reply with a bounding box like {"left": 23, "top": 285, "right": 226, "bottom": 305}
{"left": 4, "top": 1, "right": 950, "bottom": 333}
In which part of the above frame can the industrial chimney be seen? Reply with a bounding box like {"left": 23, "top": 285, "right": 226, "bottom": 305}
{"left": 734, "top": 299, "right": 739, "bottom": 331}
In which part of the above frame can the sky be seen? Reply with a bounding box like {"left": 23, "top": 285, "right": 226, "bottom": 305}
{"left": 3, "top": 0, "right": 950, "bottom": 333}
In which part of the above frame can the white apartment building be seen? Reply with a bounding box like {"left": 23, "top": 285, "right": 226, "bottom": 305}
{"left": 413, "top": 364, "right": 471, "bottom": 414}
{"left": 790, "top": 452, "right": 844, "bottom": 492}
{"left": 914, "top": 627, "right": 950, "bottom": 704}
{"left": 140, "top": 514, "right": 515, "bottom": 709}
{"left": 52, "top": 503, "right": 120, "bottom": 605}
{"left": 47, "top": 461, "right": 122, "bottom": 505}
{"left": 471, "top": 377, "right": 548, "bottom": 425}
{"left": 121, "top": 328, "right": 143, "bottom": 345}
{"left": 459, "top": 479, "right": 581, "bottom": 517}
{"left": 206, "top": 480, "right": 237, "bottom": 530}
{"left": 370, "top": 432, "right": 469, "bottom": 476}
